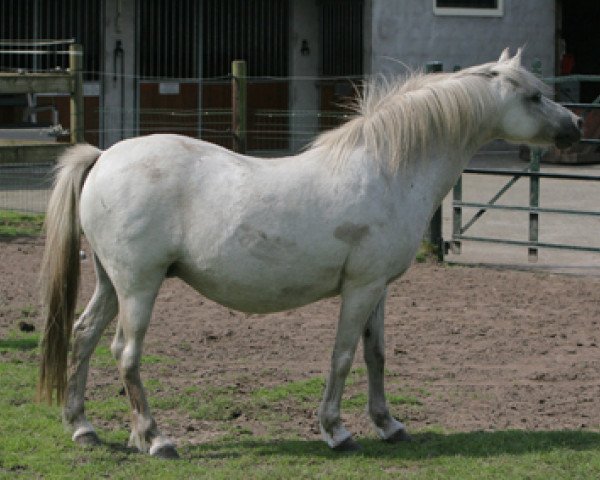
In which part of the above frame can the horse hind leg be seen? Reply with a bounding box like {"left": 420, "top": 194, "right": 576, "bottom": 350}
{"left": 362, "top": 294, "right": 411, "bottom": 443}
{"left": 113, "top": 279, "right": 178, "bottom": 459}
{"left": 63, "top": 255, "right": 118, "bottom": 446}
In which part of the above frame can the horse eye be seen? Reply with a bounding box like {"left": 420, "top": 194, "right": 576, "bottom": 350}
{"left": 529, "top": 92, "right": 542, "bottom": 103}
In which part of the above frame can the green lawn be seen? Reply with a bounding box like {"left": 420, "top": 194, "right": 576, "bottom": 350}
{"left": 0, "top": 210, "right": 44, "bottom": 237}
{"left": 2, "top": 329, "right": 600, "bottom": 479}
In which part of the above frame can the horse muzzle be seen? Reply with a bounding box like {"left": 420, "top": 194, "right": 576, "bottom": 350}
{"left": 554, "top": 116, "right": 583, "bottom": 150}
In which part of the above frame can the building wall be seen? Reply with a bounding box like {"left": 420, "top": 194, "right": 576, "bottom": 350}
{"left": 102, "top": 0, "right": 137, "bottom": 149}
{"left": 289, "top": 0, "right": 321, "bottom": 152}
{"left": 370, "top": 0, "right": 556, "bottom": 76}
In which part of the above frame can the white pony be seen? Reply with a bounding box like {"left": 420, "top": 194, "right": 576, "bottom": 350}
{"left": 39, "top": 50, "right": 581, "bottom": 458}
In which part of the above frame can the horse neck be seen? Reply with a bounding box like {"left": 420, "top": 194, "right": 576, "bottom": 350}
{"left": 372, "top": 74, "right": 499, "bottom": 171}
{"left": 385, "top": 98, "right": 499, "bottom": 219}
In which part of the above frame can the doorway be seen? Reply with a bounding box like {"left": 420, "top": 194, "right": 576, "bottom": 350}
{"left": 558, "top": 0, "right": 600, "bottom": 103}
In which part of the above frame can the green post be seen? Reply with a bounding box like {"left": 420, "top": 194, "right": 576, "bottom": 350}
{"left": 232, "top": 60, "right": 247, "bottom": 154}
{"left": 528, "top": 59, "right": 542, "bottom": 262}
{"left": 69, "top": 44, "right": 84, "bottom": 144}
{"left": 425, "top": 61, "right": 444, "bottom": 260}
{"left": 452, "top": 176, "right": 462, "bottom": 254}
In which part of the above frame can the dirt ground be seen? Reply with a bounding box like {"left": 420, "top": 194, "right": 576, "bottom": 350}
{"left": 2, "top": 236, "right": 600, "bottom": 446}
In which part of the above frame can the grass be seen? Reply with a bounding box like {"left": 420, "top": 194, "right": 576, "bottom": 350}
{"left": 3, "top": 339, "right": 600, "bottom": 480}
{"left": 0, "top": 209, "right": 44, "bottom": 237}
{"left": 415, "top": 241, "right": 438, "bottom": 263}
{"left": 91, "top": 344, "right": 175, "bottom": 369}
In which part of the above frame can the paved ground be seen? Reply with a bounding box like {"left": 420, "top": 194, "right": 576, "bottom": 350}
{"left": 443, "top": 152, "right": 600, "bottom": 276}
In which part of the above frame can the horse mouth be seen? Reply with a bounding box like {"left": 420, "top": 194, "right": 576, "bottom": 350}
{"left": 554, "top": 136, "right": 577, "bottom": 150}
{"left": 554, "top": 120, "right": 583, "bottom": 150}
{"left": 554, "top": 130, "right": 581, "bottom": 150}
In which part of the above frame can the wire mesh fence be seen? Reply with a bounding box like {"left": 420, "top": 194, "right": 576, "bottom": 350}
{"left": 2, "top": 67, "right": 598, "bottom": 215}
{"left": 0, "top": 162, "right": 53, "bottom": 213}
{"left": 1, "top": 53, "right": 361, "bottom": 213}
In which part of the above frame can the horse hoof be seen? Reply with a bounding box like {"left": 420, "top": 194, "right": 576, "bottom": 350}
{"left": 384, "top": 428, "right": 412, "bottom": 444}
{"left": 74, "top": 431, "right": 101, "bottom": 447}
{"left": 151, "top": 444, "right": 180, "bottom": 460}
{"left": 332, "top": 436, "right": 362, "bottom": 453}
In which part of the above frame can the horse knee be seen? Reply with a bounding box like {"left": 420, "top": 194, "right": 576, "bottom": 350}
{"left": 70, "top": 317, "right": 98, "bottom": 360}
{"left": 119, "top": 343, "right": 141, "bottom": 379}
{"left": 332, "top": 351, "right": 354, "bottom": 378}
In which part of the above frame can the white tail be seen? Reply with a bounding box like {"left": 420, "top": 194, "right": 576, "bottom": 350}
{"left": 38, "top": 144, "right": 102, "bottom": 404}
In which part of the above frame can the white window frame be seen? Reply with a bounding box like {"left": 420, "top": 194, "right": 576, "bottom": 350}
{"left": 433, "top": 0, "right": 504, "bottom": 17}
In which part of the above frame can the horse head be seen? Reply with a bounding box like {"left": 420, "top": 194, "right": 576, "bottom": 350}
{"left": 484, "top": 48, "right": 582, "bottom": 149}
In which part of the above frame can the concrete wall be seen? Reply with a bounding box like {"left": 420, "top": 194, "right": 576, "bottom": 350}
{"left": 101, "top": 0, "right": 136, "bottom": 149}
{"left": 289, "top": 0, "right": 321, "bottom": 152}
{"left": 370, "top": 0, "right": 556, "bottom": 76}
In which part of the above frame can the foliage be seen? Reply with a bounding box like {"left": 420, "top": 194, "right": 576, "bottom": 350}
{"left": 415, "top": 241, "right": 438, "bottom": 263}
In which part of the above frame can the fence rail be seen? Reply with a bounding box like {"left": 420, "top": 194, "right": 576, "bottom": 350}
{"left": 449, "top": 168, "right": 600, "bottom": 256}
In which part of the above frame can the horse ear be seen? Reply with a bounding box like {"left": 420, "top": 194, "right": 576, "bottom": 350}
{"left": 498, "top": 48, "right": 510, "bottom": 63}
{"left": 510, "top": 48, "right": 523, "bottom": 67}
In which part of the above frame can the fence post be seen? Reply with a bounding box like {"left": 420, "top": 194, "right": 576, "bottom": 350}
{"left": 69, "top": 44, "right": 84, "bottom": 144}
{"left": 450, "top": 64, "right": 462, "bottom": 256}
{"left": 232, "top": 60, "right": 247, "bottom": 154}
{"left": 425, "top": 61, "right": 444, "bottom": 260}
{"left": 528, "top": 58, "right": 542, "bottom": 262}
{"left": 451, "top": 176, "right": 462, "bottom": 254}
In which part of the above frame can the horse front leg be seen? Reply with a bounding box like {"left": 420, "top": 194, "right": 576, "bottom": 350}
{"left": 318, "top": 281, "right": 386, "bottom": 451}
{"left": 363, "top": 293, "right": 411, "bottom": 443}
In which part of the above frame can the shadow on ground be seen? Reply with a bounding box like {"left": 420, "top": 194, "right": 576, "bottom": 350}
{"left": 180, "top": 430, "right": 600, "bottom": 461}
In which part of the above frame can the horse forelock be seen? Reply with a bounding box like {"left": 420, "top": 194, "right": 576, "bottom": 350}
{"left": 311, "top": 60, "right": 541, "bottom": 173}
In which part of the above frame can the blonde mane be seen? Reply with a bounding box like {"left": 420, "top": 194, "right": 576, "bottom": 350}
{"left": 311, "top": 60, "right": 546, "bottom": 173}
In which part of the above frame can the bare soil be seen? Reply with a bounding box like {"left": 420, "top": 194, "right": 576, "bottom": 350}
{"left": 2, "top": 237, "right": 600, "bottom": 446}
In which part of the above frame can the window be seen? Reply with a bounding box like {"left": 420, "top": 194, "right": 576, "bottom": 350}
{"left": 433, "top": 0, "right": 503, "bottom": 17}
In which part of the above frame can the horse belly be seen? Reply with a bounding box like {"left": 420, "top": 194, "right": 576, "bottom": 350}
{"left": 173, "top": 254, "right": 343, "bottom": 314}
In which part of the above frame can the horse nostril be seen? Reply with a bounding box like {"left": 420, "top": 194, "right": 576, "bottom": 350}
{"left": 577, "top": 117, "right": 584, "bottom": 130}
